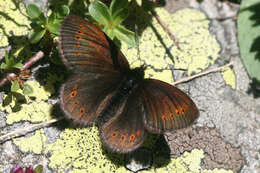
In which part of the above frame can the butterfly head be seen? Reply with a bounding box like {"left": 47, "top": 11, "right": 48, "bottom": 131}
{"left": 130, "top": 65, "right": 146, "bottom": 80}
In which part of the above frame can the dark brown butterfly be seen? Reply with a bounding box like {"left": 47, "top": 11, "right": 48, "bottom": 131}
{"left": 59, "top": 15, "right": 199, "bottom": 153}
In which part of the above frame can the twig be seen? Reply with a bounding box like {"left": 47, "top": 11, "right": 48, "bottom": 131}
{"left": 223, "top": 0, "right": 240, "bottom": 8}
{"left": 151, "top": 9, "right": 181, "bottom": 50}
{"left": 0, "top": 117, "right": 63, "bottom": 142}
{"left": 0, "top": 51, "right": 44, "bottom": 87}
{"left": 173, "top": 62, "right": 233, "bottom": 85}
{"left": 22, "top": 51, "right": 44, "bottom": 70}
{"left": 0, "top": 73, "right": 16, "bottom": 86}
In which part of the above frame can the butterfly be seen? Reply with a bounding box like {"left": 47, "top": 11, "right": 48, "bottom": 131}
{"left": 58, "top": 15, "right": 199, "bottom": 153}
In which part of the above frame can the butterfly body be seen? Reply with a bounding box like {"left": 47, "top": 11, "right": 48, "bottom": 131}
{"left": 97, "top": 66, "right": 145, "bottom": 125}
{"left": 59, "top": 15, "right": 199, "bottom": 153}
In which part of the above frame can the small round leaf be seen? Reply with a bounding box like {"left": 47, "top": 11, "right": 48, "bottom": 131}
{"left": 11, "top": 80, "right": 20, "bottom": 92}
{"left": 110, "top": 0, "right": 128, "bottom": 17}
{"left": 29, "top": 29, "right": 46, "bottom": 44}
{"left": 26, "top": 4, "right": 46, "bottom": 24}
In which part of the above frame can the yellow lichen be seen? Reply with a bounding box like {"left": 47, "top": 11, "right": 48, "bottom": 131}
{"left": 13, "top": 129, "right": 46, "bottom": 154}
{"left": 0, "top": 81, "right": 54, "bottom": 124}
{"left": 222, "top": 67, "right": 236, "bottom": 89}
{"left": 25, "top": 80, "right": 54, "bottom": 101}
{"left": 6, "top": 101, "right": 53, "bottom": 124}
{"left": 0, "top": 0, "right": 30, "bottom": 47}
{"left": 121, "top": 8, "right": 221, "bottom": 85}
{"left": 45, "top": 128, "right": 233, "bottom": 172}
{"left": 0, "top": 80, "right": 53, "bottom": 111}
{"left": 45, "top": 127, "right": 129, "bottom": 173}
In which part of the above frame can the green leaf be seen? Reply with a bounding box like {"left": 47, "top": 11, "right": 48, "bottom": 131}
{"left": 106, "top": 28, "right": 115, "bottom": 39}
{"left": 114, "top": 25, "right": 137, "bottom": 47}
{"left": 4, "top": 51, "right": 10, "bottom": 65}
{"left": 23, "top": 84, "right": 33, "bottom": 95}
{"left": 26, "top": 4, "right": 46, "bottom": 24}
{"left": 110, "top": 0, "right": 128, "bottom": 17}
{"left": 49, "top": 5, "right": 69, "bottom": 25}
{"left": 48, "top": 12, "right": 56, "bottom": 24}
{"left": 30, "top": 22, "right": 39, "bottom": 30}
{"left": 34, "top": 165, "right": 43, "bottom": 173}
{"left": 112, "top": 8, "right": 129, "bottom": 26}
{"left": 0, "top": 63, "right": 7, "bottom": 69}
{"left": 238, "top": 1, "right": 260, "bottom": 81}
{"left": 89, "top": 1, "right": 112, "bottom": 26}
{"left": 12, "top": 61, "right": 23, "bottom": 69}
{"left": 56, "top": 5, "right": 70, "bottom": 19}
{"left": 47, "top": 23, "right": 60, "bottom": 35}
{"left": 29, "top": 29, "right": 46, "bottom": 44}
{"left": 26, "top": 4, "right": 41, "bottom": 19}
{"left": 12, "top": 45, "right": 25, "bottom": 57}
{"left": 2, "top": 93, "right": 12, "bottom": 107}
{"left": 48, "top": 6, "right": 69, "bottom": 27}
{"left": 0, "top": 51, "right": 23, "bottom": 70}
{"left": 11, "top": 80, "right": 20, "bottom": 92}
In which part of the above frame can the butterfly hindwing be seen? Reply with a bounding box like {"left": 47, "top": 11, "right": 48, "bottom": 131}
{"left": 61, "top": 72, "right": 124, "bottom": 125}
{"left": 100, "top": 90, "right": 148, "bottom": 153}
{"left": 140, "top": 79, "right": 199, "bottom": 133}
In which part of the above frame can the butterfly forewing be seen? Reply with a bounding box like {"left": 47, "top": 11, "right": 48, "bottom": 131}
{"left": 59, "top": 15, "right": 130, "bottom": 125}
{"left": 100, "top": 90, "right": 148, "bottom": 153}
{"left": 59, "top": 15, "right": 130, "bottom": 73}
{"left": 141, "top": 79, "right": 199, "bottom": 133}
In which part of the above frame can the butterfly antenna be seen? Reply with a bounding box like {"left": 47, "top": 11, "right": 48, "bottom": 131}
{"left": 135, "top": 23, "right": 146, "bottom": 70}
{"left": 135, "top": 24, "right": 141, "bottom": 59}
{"left": 141, "top": 64, "right": 147, "bottom": 71}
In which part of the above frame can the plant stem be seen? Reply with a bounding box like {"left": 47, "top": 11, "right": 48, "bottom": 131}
{"left": 151, "top": 9, "right": 181, "bottom": 50}
{"left": 0, "top": 51, "right": 44, "bottom": 87}
{"left": 0, "top": 117, "right": 63, "bottom": 142}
